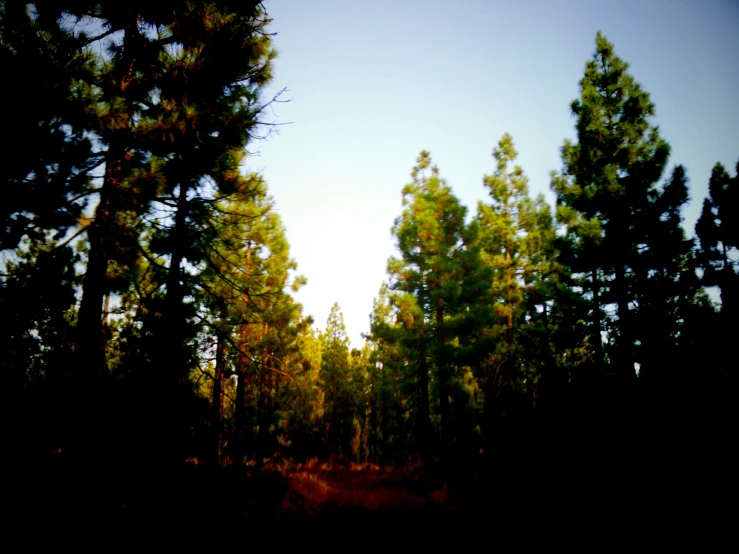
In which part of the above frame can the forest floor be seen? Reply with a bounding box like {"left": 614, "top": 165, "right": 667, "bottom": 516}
{"left": 275, "top": 459, "right": 470, "bottom": 514}
{"left": 15, "top": 446, "right": 732, "bottom": 545}
{"left": 17, "top": 454, "right": 519, "bottom": 545}
{"left": 235, "top": 457, "right": 503, "bottom": 544}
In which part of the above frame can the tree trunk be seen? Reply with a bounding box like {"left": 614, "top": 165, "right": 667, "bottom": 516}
{"left": 163, "top": 181, "right": 191, "bottom": 383}
{"left": 211, "top": 306, "right": 226, "bottom": 465}
{"left": 258, "top": 322, "right": 270, "bottom": 452}
{"left": 76, "top": 15, "right": 140, "bottom": 384}
{"left": 232, "top": 324, "right": 250, "bottom": 464}
{"left": 614, "top": 263, "right": 635, "bottom": 381}
{"left": 436, "top": 303, "right": 451, "bottom": 462}
{"left": 417, "top": 328, "right": 430, "bottom": 460}
{"left": 591, "top": 268, "right": 604, "bottom": 375}
{"left": 76, "top": 151, "right": 123, "bottom": 383}
{"left": 232, "top": 245, "right": 253, "bottom": 464}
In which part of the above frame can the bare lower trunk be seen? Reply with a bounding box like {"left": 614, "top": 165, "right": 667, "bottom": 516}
{"left": 76, "top": 15, "right": 140, "bottom": 384}
{"left": 233, "top": 324, "right": 249, "bottom": 464}
{"left": 212, "top": 307, "right": 226, "bottom": 465}
{"left": 417, "top": 328, "right": 430, "bottom": 460}
{"left": 76, "top": 156, "right": 121, "bottom": 382}
{"left": 614, "top": 263, "right": 635, "bottom": 381}
{"left": 436, "top": 304, "right": 451, "bottom": 461}
{"left": 258, "top": 323, "right": 270, "bottom": 451}
{"left": 163, "top": 182, "right": 190, "bottom": 383}
{"left": 591, "top": 268, "right": 604, "bottom": 374}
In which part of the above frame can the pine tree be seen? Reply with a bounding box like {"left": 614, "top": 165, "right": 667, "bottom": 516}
{"left": 694, "top": 159, "right": 739, "bottom": 389}
{"left": 1, "top": 2, "right": 280, "bottom": 462}
{"left": 320, "top": 302, "right": 353, "bottom": 456}
{"left": 387, "top": 150, "right": 470, "bottom": 458}
{"left": 475, "top": 134, "right": 535, "bottom": 417}
{"left": 0, "top": 0, "right": 96, "bottom": 251}
{"left": 367, "top": 282, "right": 414, "bottom": 462}
{"left": 695, "top": 160, "right": 739, "bottom": 316}
{"left": 199, "top": 175, "right": 305, "bottom": 463}
{"left": 519, "top": 194, "right": 567, "bottom": 393}
{"left": 1, "top": 239, "right": 79, "bottom": 391}
{"left": 279, "top": 325, "right": 323, "bottom": 459}
{"left": 1, "top": 4, "right": 98, "bottom": 454}
{"left": 185, "top": 173, "right": 276, "bottom": 463}
{"left": 551, "top": 31, "right": 671, "bottom": 384}
{"left": 637, "top": 165, "right": 700, "bottom": 387}
{"left": 18, "top": 2, "right": 281, "bottom": 395}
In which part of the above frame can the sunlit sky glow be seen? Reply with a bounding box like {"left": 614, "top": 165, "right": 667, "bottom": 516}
{"left": 249, "top": 0, "right": 739, "bottom": 347}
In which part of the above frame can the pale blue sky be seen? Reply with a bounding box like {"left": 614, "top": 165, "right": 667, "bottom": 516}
{"left": 249, "top": 0, "right": 739, "bottom": 347}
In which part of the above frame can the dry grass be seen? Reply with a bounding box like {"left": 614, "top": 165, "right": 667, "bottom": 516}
{"left": 277, "top": 459, "right": 452, "bottom": 516}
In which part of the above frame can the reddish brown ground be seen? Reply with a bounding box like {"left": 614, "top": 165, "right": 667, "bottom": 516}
{"left": 280, "top": 463, "right": 442, "bottom": 514}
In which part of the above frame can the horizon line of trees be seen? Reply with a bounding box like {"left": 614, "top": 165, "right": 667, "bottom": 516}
{"left": 365, "top": 32, "right": 736, "bottom": 463}
{"left": 3, "top": 2, "right": 736, "bottom": 470}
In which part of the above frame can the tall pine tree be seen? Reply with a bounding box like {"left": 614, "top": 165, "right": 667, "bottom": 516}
{"left": 551, "top": 32, "right": 671, "bottom": 385}
{"left": 387, "top": 151, "right": 471, "bottom": 459}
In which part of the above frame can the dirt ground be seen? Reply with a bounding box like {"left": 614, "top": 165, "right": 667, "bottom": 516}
{"left": 14, "top": 451, "right": 730, "bottom": 546}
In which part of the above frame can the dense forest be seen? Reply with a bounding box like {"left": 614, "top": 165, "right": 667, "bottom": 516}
{"left": 3, "top": 0, "right": 735, "bottom": 540}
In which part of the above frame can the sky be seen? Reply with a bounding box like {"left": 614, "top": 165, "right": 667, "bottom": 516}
{"left": 247, "top": 0, "right": 739, "bottom": 348}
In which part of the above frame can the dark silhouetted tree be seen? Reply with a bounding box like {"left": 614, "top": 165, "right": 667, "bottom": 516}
{"left": 551, "top": 31, "right": 671, "bottom": 386}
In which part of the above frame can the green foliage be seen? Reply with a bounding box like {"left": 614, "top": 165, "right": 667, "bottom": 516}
{"left": 0, "top": 239, "right": 79, "bottom": 387}
{"left": 320, "top": 303, "right": 365, "bottom": 456}
{"left": 475, "top": 134, "right": 534, "bottom": 393}
{"left": 552, "top": 31, "right": 671, "bottom": 382}
{"left": 386, "top": 151, "right": 487, "bottom": 458}
{"left": 692, "top": 159, "right": 739, "bottom": 388}
{"left": 0, "top": 1, "right": 289, "bottom": 463}
{"left": 696, "top": 160, "right": 739, "bottom": 312}
{"left": 3, "top": 10, "right": 732, "bottom": 497}
{"left": 0, "top": 0, "right": 96, "bottom": 250}
{"left": 367, "top": 283, "right": 414, "bottom": 462}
